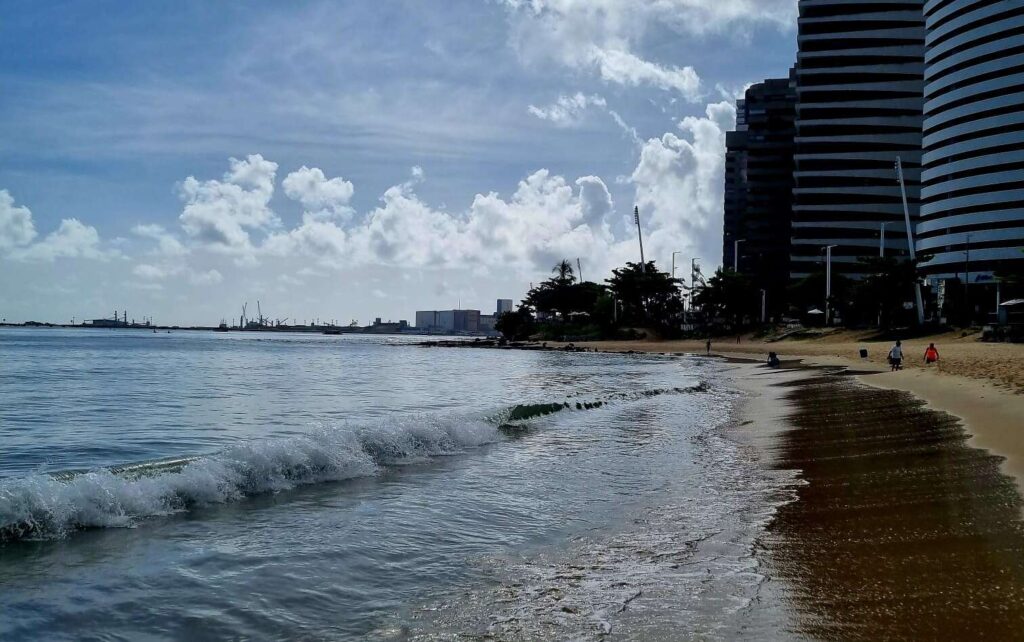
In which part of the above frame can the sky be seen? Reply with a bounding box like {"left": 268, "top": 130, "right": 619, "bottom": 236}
{"left": 0, "top": 0, "right": 797, "bottom": 326}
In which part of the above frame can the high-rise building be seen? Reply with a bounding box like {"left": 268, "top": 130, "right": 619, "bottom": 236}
{"left": 723, "top": 110, "right": 748, "bottom": 273}
{"left": 919, "top": 0, "right": 1024, "bottom": 283}
{"left": 496, "top": 299, "right": 514, "bottom": 315}
{"left": 723, "top": 76, "right": 797, "bottom": 312}
{"left": 791, "top": 0, "right": 926, "bottom": 279}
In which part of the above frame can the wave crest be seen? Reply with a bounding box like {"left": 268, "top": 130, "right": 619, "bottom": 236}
{"left": 0, "top": 415, "right": 498, "bottom": 542}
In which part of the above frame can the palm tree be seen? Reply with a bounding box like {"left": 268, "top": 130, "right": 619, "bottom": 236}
{"left": 552, "top": 259, "right": 575, "bottom": 286}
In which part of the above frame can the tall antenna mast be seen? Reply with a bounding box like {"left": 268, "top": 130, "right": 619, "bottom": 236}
{"left": 634, "top": 206, "right": 646, "bottom": 273}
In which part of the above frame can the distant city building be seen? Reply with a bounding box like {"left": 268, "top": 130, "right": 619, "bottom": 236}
{"left": 918, "top": 0, "right": 1024, "bottom": 283}
{"left": 87, "top": 311, "right": 148, "bottom": 328}
{"left": 723, "top": 75, "right": 797, "bottom": 314}
{"left": 414, "top": 309, "right": 481, "bottom": 333}
{"left": 791, "top": 0, "right": 925, "bottom": 279}
{"left": 366, "top": 318, "right": 408, "bottom": 334}
{"left": 478, "top": 314, "right": 497, "bottom": 333}
{"left": 496, "top": 299, "right": 514, "bottom": 315}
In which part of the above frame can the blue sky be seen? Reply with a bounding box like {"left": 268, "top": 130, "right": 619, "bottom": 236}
{"left": 0, "top": 0, "right": 797, "bottom": 325}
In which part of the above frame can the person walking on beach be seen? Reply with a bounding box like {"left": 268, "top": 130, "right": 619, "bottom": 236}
{"left": 706, "top": 338, "right": 712, "bottom": 355}
{"left": 924, "top": 343, "right": 939, "bottom": 365}
{"left": 888, "top": 340, "right": 904, "bottom": 371}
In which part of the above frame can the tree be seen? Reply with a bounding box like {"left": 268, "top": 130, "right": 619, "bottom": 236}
{"left": 605, "top": 261, "right": 685, "bottom": 332}
{"left": 788, "top": 270, "right": 853, "bottom": 322}
{"left": 849, "top": 255, "right": 928, "bottom": 328}
{"left": 552, "top": 259, "right": 575, "bottom": 286}
{"left": 996, "top": 248, "right": 1024, "bottom": 298}
{"left": 692, "top": 268, "right": 758, "bottom": 331}
{"left": 526, "top": 259, "right": 601, "bottom": 321}
{"left": 495, "top": 307, "right": 536, "bottom": 341}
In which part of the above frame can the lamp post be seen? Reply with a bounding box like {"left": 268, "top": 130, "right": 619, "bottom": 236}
{"left": 879, "top": 221, "right": 893, "bottom": 258}
{"left": 895, "top": 157, "right": 925, "bottom": 325}
{"left": 760, "top": 289, "right": 767, "bottom": 324}
{"left": 671, "top": 251, "right": 682, "bottom": 280}
{"left": 964, "top": 233, "right": 972, "bottom": 326}
{"left": 690, "top": 258, "right": 701, "bottom": 314}
{"left": 733, "top": 239, "right": 746, "bottom": 272}
{"left": 824, "top": 245, "right": 838, "bottom": 326}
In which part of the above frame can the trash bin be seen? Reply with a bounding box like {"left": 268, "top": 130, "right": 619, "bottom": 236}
{"left": 859, "top": 348, "right": 868, "bottom": 359}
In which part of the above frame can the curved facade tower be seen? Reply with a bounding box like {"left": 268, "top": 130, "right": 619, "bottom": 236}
{"left": 919, "top": 1, "right": 1024, "bottom": 281}
{"left": 791, "top": 0, "right": 925, "bottom": 279}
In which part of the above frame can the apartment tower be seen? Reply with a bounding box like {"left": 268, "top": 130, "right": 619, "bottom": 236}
{"left": 791, "top": 0, "right": 926, "bottom": 279}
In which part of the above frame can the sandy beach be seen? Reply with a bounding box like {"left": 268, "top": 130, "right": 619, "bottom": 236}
{"left": 738, "top": 363, "right": 1024, "bottom": 639}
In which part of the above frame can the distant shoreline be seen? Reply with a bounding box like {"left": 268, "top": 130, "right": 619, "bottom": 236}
{"left": 0, "top": 323, "right": 492, "bottom": 338}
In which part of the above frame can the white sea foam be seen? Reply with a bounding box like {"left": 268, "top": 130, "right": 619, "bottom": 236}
{"left": 0, "top": 414, "right": 499, "bottom": 541}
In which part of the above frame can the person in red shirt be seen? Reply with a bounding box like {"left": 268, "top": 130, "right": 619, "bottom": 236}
{"left": 924, "top": 343, "right": 939, "bottom": 365}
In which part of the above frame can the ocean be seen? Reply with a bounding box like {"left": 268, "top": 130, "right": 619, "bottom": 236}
{"left": 0, "top": 328, "right": 796, "bottom": 640}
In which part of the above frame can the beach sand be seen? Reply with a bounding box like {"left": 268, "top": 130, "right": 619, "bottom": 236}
{"left": 722, "top": 360, "right": 1024, "bottom": 639}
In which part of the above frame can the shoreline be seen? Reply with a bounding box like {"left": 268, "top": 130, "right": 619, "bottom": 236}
{"left": 549, "top": 338, "right": 1024, "bottom": 501}
{"left": 749, "top": 362, "right": 1024, "bottom": 638}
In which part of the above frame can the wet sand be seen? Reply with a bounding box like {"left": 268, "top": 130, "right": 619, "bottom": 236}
{"left": 761, "top": 368, "right": 1024, "bottom": 640}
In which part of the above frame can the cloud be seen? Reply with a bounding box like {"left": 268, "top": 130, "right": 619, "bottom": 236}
{"left": 501, "top": 0, "right": 795, "bottom": 99}
{"left": 189, "top": 269, "right": 223, "bottom": 286}
{"left": 11, "top": 218, "right": 114, "bottom": 262}
{"left": 528, "top": 93, "right": 607, "bottom": 126}
{"left": 132, "top": 261, "right": 224, "bottom": 286}
{"left": 628, "top": 100, "right": 736, "bottom": 268}
{"left": 588, "top": 47, "right": 700, "bottom": 96}
{"left": 0, "top": 190, "right": 37, "bottom": 251}
{"left": 178, "top": 154, "right": 279, "bottom": 254}
{"left": 282, "top": 166, "right": 355, "bottom": 221}
{"left": 133, "top": 223, "right": 188, "bottom": 256}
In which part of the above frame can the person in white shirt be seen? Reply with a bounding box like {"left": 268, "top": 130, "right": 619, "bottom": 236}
{"left": 888, "top": 340, "right": 904, "bottom": 371}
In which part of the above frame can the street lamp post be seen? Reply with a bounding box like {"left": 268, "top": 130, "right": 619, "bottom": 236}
{"left": 760, "top": 289, "right": 767, "bottom": 324}
{"left": 690, "top": 258, "right": 701, "bottom": 314}
{"left": 880, "top": 221, "right": 893, "bottom": 258}
{"left": 671, "top": 251, "right": 682, "bottom": 280}
{"left": 733, "top": 239, "right": 746, "bottom": 272}
{"left": 824, "top": 245, "right": 838, "bottom": 326}
{"left": 895, "top": 156, "right": 926, "bottom": 325}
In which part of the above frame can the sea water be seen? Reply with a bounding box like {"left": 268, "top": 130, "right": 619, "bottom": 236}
{"left": 0, "top": 328, "right": 795, "bottom": 640}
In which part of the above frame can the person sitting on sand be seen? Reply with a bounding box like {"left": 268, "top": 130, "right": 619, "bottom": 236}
{"left": 924, "top": 343, "right": 939, "bottom": 365}
{"left": 768, "top": 351, "right": 780, "bottom": 368}
{"left": 888, "top": 340, "right": 904, "bottom": 371}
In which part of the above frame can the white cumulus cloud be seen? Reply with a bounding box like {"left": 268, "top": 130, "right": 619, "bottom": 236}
{"left": 133, "top": 223, "right": 188, "bottom": 256}
{"left": 0, "top": 190, "right": 37, "bottom": 251}
{"left": 178, "top": 154, "right": 279, "bottom": 254}
{"left": 12, "top": 218, "right": 114, "bottom": 262}
{"left": 282, "top": 166, "right": 355, "bottom": 221}
{"left": 629, "top": 100, "right": 736, "bottom": 269}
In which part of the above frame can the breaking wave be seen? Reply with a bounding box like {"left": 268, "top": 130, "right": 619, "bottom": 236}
{"left": 0, "top": 382, "right": 709, "bottom": 543}
{"left": 0, "top": 415, "right": 498, "bottom": 543}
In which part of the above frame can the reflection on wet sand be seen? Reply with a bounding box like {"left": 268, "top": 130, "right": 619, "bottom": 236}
{"left": 764, "top": 372, "right": 1024, "bottom": 639}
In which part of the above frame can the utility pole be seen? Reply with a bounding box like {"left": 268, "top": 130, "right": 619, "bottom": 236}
{"left": 760, "top": 289, "right": 767, "bottom": 324}
{"left": 879, "top": 221, "right": 892, "bottom": 257}
{"left": 733, "top": 239, "right": 746, "bottom": 272}
{"left": 964, "top": 233, "right": 972, "bottom": 326}
{"left": 577, "top": 257, "right": 583, "bottom": 283}
{"left": 824, "top": 245, "right": 837, "bottom": 326}
{"left": 895, "top": 157, "right": 925, "bottom": 325}
{"left": 634, "top": 206, "right": 646, "bottom": 273}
